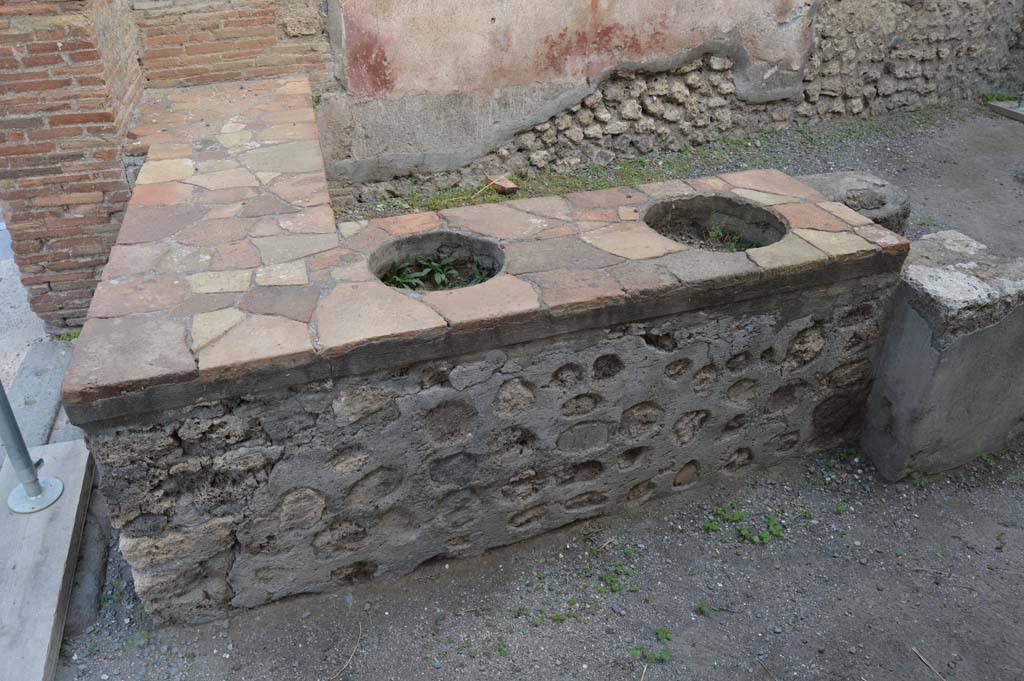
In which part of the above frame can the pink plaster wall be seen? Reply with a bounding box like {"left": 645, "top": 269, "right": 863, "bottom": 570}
{"left": 339, "top": 0, "right": 816, "bottom": 99}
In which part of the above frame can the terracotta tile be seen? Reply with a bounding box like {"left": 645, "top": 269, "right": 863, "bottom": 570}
{"left": 266, "top": 172, "right": 329, "bottom": 206}
{"left": 211, "top": 241, "right": 260, "bottom": 271}
{"left": 423, "top": 275, "right": 540, "bottom": 330}
{"left": 657, "top": 249, "right": 762, "bottom": 287}
{"left": 581, "top": 222, "right": 687, "bottom": 260}
{"left": 198, "top": 314, "right": 315, "bottom": 379}
{"left": 505, "top": 195, "right": 575, "bottom": 221}
{"left": 256, "top": 123, "right": 319, "bottom": 141}
{"left": 687, "top": 176, "right": 731, "bottom": 193}
{"left": 718, "top": 169, "right": 827, "bottom": 202}
{"left": 565, "top": 187, "right": 646, "bottom": 209}
{"left": 146, "top": 143, "right": 192, "bottom": 161}
{"left": 264, "top": 109, "right": 316, "bottom": 125}
{"left": 252, "top": 233, "right": 339, "bottom": 264}
{"left": 441, "top": 203, "right": 551, "bottom": 240}
{"left": 793, "top": 228, "right": 879, "bottom": 261}
{"left": 574, "top": 208, "right": 619, "bottom": 222}
{"left": 136, "top": 158, "right": 195, "bottom": 185}
{"left": 61, "top": 317, "right": 197, "bottom": 402}
{"left": 240, "top": 286, "right": 321, "bottom": 322}
{"left": 170, "top": 293, "right": 237, "bottom": 316}
{"left": 504, "top": 236, "right": 623, "bottom": 275}
{"left": 187, "top": 270, "right": 252, "bottom": 293}
{"left": 310, "top": 247, "right": 345, "bottom": 271}
{"left": 250, "top": 217, "right": 283, "bottom": 238}
{"left": 156, "top": 243, "right": 213, "bottom": 274}
{"left": 854, "top": 224, "right": 911, "bottom": 254}
{"left": 279, "top": 205, "right": 336, "bottom": 234}
{"left": 176, "top": 218, "right": 258, "bottom": 246}
{"left": 203, "top": 202, "right": 245, "bottom": 219}
{"left": 254, "top": 261, "right": 309, "bottom": 286}
{"left": 746, "top": 232, "right": 828, "bottom": 274}
{"left": 118, "top": 205, "right": 206, "bottom": 244}
{"left": 340, "top": 225, "right": 392, "bottom": 252}
{"left": 730, "top": 187, "right": 800, "bottom": 206}
{"left": 315, "top": 281, "right": 447, "bottom": 357}
{"left": 131, "top": 182, "right": 195, "bottom": 206}
{"left": 102, "top": 243, "right": 167, "bottom": 279}
{"left": 774, "top": 202, "right": 851, "bottom": 233}
{"left": 88, "top": 275, "right": 187, "bottom": 318}
{"left": 195, "top": 187, "right": 259, "bottom": 205}
{"left": 191, "top": 308, "right": 245, "bottom": 351}
{"left": 196, "top": 159, "right": 239, "bottom": 173}
{"left": 608, "top": 261, "right": 679, "bottom": 296}
{"left": 818, "top": 201, "right": 874, "bottom": 226}
{"left": 184, "top": 168, "right": 260, "bottom": 191}
{"left": 535, "top": 224, "right": 578, "bottom": 240}
{"left": 371, "top": 211, "right": 443, "bottom": 236}
{"left": 525, "top": 268, "right": 624, "bottom": 313}
{"left": 237, "top": 194, "right": 300, "bottom": 218}
{"left": 217, "top": 130, "right": 252, "bottom": 147}
{"left": 331, "top": 259, "right": 375, "bottom": 282}
{"left": 238, "top": 140, "right": 324, "bottom": 173}
{"left": 637, "top": 180, "right": 695, "bottom": 200}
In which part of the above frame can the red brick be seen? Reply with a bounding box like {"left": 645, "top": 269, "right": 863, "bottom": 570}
{"left": 20, "top": 53, "right": 63, "bottom": 67}
{"left": 67, "top": 49, "right": 101, "bottom": 63}
{"left": 27, "top": 126, "right": 85, "bottom": 141}
{"left": 33, "top": 191, "right": 104, "bottom": 207}
{"left": 49, "top": 111, "right": 114, "bottom": 125}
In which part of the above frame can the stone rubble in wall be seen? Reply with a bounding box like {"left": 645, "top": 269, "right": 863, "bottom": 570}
{"left": 342, "top": 0, "right": 1024, "bottom": 205}
{"left": 83, "top": 273, "right": 896, "bottom": 623}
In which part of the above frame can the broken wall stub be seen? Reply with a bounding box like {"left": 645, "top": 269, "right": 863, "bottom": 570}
{"left": 863, "top": 231, "right": 1024, "bottom": 480}
{"left": 85, "top": 272, "right": 896, "bottom": 623}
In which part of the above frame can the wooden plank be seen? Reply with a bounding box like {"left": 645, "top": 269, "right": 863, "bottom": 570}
{"left": 0, "top": 440, "right": 92, "bottom": 681}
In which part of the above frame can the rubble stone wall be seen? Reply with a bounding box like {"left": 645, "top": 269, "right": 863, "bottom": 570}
{"left": 84, "top": 272, "right": 895, "bottom": 622}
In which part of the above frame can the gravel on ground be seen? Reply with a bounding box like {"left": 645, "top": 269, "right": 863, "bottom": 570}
{"left": 56, "top": 446, "right": 1024, "bottom": 681}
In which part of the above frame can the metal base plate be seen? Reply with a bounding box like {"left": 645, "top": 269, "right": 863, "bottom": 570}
{"left": 7, "top": 476, "right": 64, "bottom": 514}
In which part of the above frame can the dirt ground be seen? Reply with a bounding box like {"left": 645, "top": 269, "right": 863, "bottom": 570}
{"left": 55, "top": 106, "right": 1024, "bottom": 681}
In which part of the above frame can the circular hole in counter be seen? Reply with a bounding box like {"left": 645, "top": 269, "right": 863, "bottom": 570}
{"left": 370, "top": 231, "right": 504, "bottom": 291}
{"left": 644, "top": 195, "right": 786, "bottom": 252}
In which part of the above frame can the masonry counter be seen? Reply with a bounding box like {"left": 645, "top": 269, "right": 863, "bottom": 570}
{"left": 60, "top": 77, "right": 909, "bottom": 623}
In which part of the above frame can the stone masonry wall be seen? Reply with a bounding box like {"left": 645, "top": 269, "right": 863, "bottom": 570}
{"left": 337, "top": 0, "right": 1024, "bottom": 204}
{"left": 131, "top": 0, "right": 331, "bottom": 88}
{"left": 0, "top": 0, "right": 142, "bottom": 332}
{"left": 83, "top": 272, "right": 895, "bottom": 623}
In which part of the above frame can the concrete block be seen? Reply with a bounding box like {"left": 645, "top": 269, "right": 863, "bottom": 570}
{"left": 863, "top": 231, "right": 1024, "bottom": 480}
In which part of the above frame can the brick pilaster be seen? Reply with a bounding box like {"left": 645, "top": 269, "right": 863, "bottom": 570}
{"left": 0, "top": 0, "right": 142, "bottom": 332}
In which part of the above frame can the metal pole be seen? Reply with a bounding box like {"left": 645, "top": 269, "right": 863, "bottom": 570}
{"left": 1, "top": 381, "right": 62, "bottom": 513}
